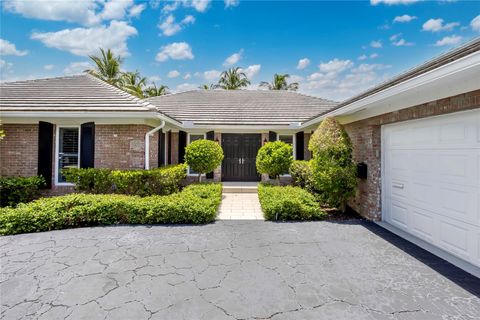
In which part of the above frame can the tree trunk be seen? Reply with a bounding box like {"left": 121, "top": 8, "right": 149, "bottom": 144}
{"left": 198, "top": 173, "right": 202, "bottom": 183}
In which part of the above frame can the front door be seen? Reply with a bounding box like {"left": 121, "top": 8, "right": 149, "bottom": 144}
{"left": 222, "top": 134, "right": 261, "bottom": 181}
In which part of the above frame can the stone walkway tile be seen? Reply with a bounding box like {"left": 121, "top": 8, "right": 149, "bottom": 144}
{"left": 217, "top": 192, "right": 264, "bottom": 220}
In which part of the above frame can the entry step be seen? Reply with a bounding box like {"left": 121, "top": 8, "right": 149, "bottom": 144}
{"left": 222, "top": 182, "right": 258, "bottom": 193}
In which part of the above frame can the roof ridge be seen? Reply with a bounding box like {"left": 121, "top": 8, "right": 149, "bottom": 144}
{"left": 0, "top": 74, "right": 87, "bottom": 85}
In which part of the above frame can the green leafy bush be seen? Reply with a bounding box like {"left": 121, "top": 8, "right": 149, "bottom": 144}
{"left": 256, "top": 141, "right": 293, "bottom": 183}
{"left": 0, "top": 183, "right": 222, "bottom": 235}
{"left": 308, "top": 117, "right": 357, "bottom": 210}
{"left": 289, "top": 160, "right": 315, "bottom": 192}
{"left": 0, "top": 176, "right": 46, "bottom": 207}
{"left": 258, "top": 184, "right": 325, "bottom": 221}
{"left": 63, "top": 164, "right": 187, "bottom": 196}
{"left": 185, "top": 139, "right": 224, "bottom": 182}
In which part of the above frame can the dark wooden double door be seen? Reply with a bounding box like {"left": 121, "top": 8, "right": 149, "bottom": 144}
{"left": 222, "top": 134, "right": 261, "bottom": 181}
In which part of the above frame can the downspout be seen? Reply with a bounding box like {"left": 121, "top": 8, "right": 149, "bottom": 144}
{"left": 145, "top": 120, "right": 165, "bottom": 170}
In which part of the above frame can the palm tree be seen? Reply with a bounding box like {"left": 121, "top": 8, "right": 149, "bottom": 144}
{"left": 216, "top": 67, "right": 250, "bottom": 90}
{"left": 86, "top": 48, "right": 123, "bottom": 85}
{"left": 144, "top": 83, "right": 169, "bottom": 97}
{"left": 199, "top": 84, "right": 215, "bottom": 90}
{"left": 119, "top": 71, "right": 147, "bottom": 98}
{"left": 259, "top": 74, "right": 299, "bottom": 91}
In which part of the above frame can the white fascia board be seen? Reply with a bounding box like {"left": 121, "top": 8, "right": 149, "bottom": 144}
{"left": 301, "top": 51, "right": 480, "bottom": 127}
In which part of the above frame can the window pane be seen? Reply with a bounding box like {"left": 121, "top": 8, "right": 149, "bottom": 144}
{"left": 279, "top": 135, "right": 293, "bottom": 145}
{"left": 58, "top": 128, "right": 79, "bottom": 183}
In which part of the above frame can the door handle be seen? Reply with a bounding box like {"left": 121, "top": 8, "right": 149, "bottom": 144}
{"left": 392, "top": 183, "right": 404, "bottom": 189}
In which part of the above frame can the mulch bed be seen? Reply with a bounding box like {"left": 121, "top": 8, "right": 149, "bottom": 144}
{"left": 322, "top": 207, "right": 364, "bottom": 221}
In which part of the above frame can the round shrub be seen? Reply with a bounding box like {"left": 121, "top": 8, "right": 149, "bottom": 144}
{"left": 185, "top": 139, "right": 224, "bottom": 182}
{"left": 289, "top": 160, "right": 315, "bottom": 192}
{"left": 256, "top": 141, "right": 293, "bottom": 183}
{"left": 308, "top": 117, "right": 357, "bottom": 211}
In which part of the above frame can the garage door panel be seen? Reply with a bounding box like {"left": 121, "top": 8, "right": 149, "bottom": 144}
{"left": 383, "top": 109, "right": 480, "bottom": 270}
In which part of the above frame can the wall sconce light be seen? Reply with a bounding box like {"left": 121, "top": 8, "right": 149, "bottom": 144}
{"left": 215, "top": 138, "right": 219, "bottom": 143}
{"left": 263, "top": 138, "right": 268, "bottom": 145}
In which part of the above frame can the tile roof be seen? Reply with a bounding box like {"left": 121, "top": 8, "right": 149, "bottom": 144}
{"left": 146, "top": 90, "right": 338, "bottom": 126}
{"left": 0, "top": 74, "right": 155, "bottom": 113}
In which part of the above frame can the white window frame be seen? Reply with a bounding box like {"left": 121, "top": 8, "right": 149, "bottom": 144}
{"left": 55, "top": 125, "right": 81, "bottom": 186}
{"left": 277, "top": 133, "right": 296, "bottom": 176}
{"left": 187, "top": 132, "right": 206, "bottom": 176}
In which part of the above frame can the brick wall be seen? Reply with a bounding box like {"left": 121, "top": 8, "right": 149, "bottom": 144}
{"left": 344, "top": 89, "right": 480, "bottom": 220}
{"left": 0, "top": 124, "right": 39, "bottom": 177}
{"left": 95, "top": 125, "right": 158, "bottom": 170}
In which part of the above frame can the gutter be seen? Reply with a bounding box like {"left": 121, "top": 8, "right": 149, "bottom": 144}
{"left": 145, "top": 119, "right": 165, "bottom": 170}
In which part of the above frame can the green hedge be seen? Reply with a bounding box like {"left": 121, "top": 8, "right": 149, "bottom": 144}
{"left": 0, "top": 176, "right": 46, "bottom": 207}
{"left": 0, "top": 183, "right": 222, "bottom": 235}
{"left": 63, "top": 164, "right": 187, "bottom": 196}
{"left": 258, "top": 184, "right": 326, "bottom": 221}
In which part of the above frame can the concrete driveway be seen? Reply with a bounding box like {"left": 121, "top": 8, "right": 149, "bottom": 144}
{"left": 1, "top": 221, "right": 479, "bottom": 320}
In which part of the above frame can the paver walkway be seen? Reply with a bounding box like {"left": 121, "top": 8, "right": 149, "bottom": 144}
{"left": 1, "top": 221, "right": 479, "bottom": 320}
{"left": 217, "top": 193, "right": 264, "bottom": 220}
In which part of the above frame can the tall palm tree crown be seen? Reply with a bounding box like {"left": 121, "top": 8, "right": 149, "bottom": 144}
{"left": 86, "top": 49, "right": 123, "bottom": 86}
{"left": 260, "top": 74, "right": 299, "bottom": 91}
{"left": 144, "top": 84, "right": 169, "bottom": 97}
{"left": 119, "top": 71, "right": 147, "bottom": 98}
{"left": 216, "top": 67, "right": 250, "bottom": 90}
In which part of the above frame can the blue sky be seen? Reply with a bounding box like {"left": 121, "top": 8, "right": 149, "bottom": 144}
{"left": 1, "top": 0, "right": 479, "bottom": 101}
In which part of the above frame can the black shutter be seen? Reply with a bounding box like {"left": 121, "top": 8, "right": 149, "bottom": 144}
{"left": 206, "top": 131, "right": 215, "bottom": 179}
{"left": 178, "top": 130, "right": 187, "bottom": 164}
{"left": 80, "top": 122, "right": 95, "bottom": 168}
{"left": 158, "top": 129, "right": 165, "bottom": 167}
{"left": 167, "top": 131, "right": 172, "bottom": 164}
{"left": 269, "top": 131, "right": 277, "bottom": 142}
{"left": 296, "top": 131, "right": 304, "bottom": 160}
{"left": 37, "top": 121, "right": 54, "bottom": 189}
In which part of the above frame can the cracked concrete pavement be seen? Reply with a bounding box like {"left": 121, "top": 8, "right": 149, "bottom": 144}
{"left": 1, "top": 220, "right": 479, "bottom": 320}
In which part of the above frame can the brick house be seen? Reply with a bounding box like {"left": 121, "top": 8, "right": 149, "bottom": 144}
{"left": 1, "top": 39, "right": 479, "bottom": 275}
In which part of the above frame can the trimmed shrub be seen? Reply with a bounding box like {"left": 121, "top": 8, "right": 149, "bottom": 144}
{"left": 308, "top": 117, "right": 357, "bottom": 210}
{"left": 63, "top": 164, "right": 187, "bottom": 196}
{"left": 0, "top": 183, "right": 222, "bottom": 235}
{"left": 256, "top": 141, "right": 293, "bottom": 183}
{"left": 0, "top": 176, "right": 46, "bottom": 207}
{"left": 258, "top": 184, "right": 325, "bottom": 221}
{"left": 289, "top": 160, "right": 315, "bottom": 192}
{"left": 185, "top": 139, "right": 224, "bottom": 182}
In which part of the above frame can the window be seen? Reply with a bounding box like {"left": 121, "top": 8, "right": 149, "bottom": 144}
{"left": 188, "top": 133, "right": 206, "bottom": 175}
{"left": 57, "top": 127, "right": 80, "bottom": 183}
{"left": 278, "top": 134, "right": 295, "bottom": 175}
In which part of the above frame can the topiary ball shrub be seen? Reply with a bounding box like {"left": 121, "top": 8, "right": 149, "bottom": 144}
{"left": 256, "top": 141, "right": 293, "bottom": 184}
{"left": 185, "top": 139, "right": 224, "bottom": 182}
{"left": 308, "top": 117, "right": 357, "bottom": 211}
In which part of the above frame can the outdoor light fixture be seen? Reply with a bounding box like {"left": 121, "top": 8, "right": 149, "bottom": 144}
{"left": 263, "top": 138, "right": 268, "bottom": 144}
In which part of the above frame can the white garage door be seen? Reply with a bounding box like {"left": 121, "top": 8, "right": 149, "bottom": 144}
{"left": 382, "top": 109, "right": 480, "bottom": 269}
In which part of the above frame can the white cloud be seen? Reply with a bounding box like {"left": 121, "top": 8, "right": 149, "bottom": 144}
{"left": 357, "top": 54, "right": 368, "bottom": 61}
{"left": 296, "top": 58, "right": 310, "bottom": 70}
{"left": 101, "top": 0, "right": 133, "bottom": 20}
{"left": 370, "top": 53, "right": 379, "bottom": 59}
{"left": 31, "top": 20, "right": 137, "bottom": 57}
{"left": 434, "top": 35, "right": 462, "bottom": 46}
{"left": 129, "top": 4, "right": 146, "bottom": 17}
{"left": 175, "top": 83, "right": 198, "bottom": 92}
{"left": 371, "top": 0, "right": 420, "bottom": 5}
{"left": 204, "top": 69, "right": 221, "bottom": 81}
{"left": 161, "top": 0, "right": 211, "bottom": 13}
{"left": 289, "top": 75, "right": 304, "bottom": 83}
{"left": 240, "top": 64, "right": 261, "bottom": 79}
{"left": 422, "top": 18, "right": 459, "bottom": 32}
{"left": 168, "top": 70, "right": 180, "bottom": 78}
{"left": 149, "top": 75, "right": 162, "bottom": 82}
{"left": 0, "top": 39, "right": 28, "bottom": 56}
{"left": 3, "top": 0, "right": 101, "bottom": 26}
{"left": 63, "top": 61, "right": 92, "bottom": 75}
{"left": 223, "top": 49, "right": 243, "bottom": 66}
{"left": 370, "top": 40, "right": 383, "bottom": 48}
{"left": 43, "top": 64, "right": 54, "bottom": 70}
{"left": 224, "top": 0, "right": 240, "bottom": 8}
{"left": 471, "top": 15, "right": 480, "bottom": 32}
{"left": 0, "top": 59, "right": 13, "bottom": 74}
{"left": 319, "top": 58, "right": 353, "bottom": 74}
{"left": 158, "top": 14, "right": 195, "bottom": 36}
{"left": 155, "top": 42, "right": 194, "bottom": 62}
{"left": 392, "top": 38, "right": 414, "bottom": 46}
{"left": 190, "top": 0, "right": 211, "bottom": 12}
{"left": 352, "top": 63, "right": 391, "bottom": 73}
{"left": 183, "top": 72, "right": 192, "bottom": 80}
{"left": 393, "top": 14, "right": 417, "bottom": 23}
